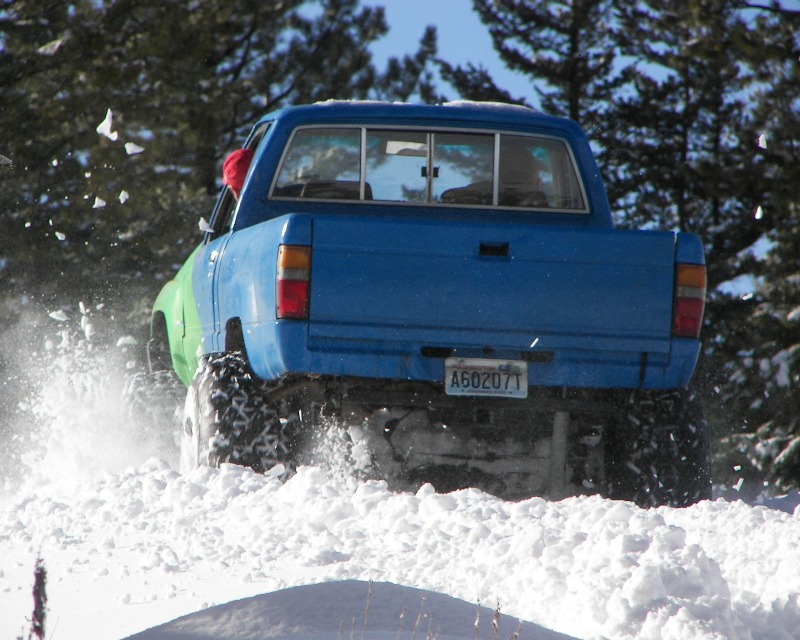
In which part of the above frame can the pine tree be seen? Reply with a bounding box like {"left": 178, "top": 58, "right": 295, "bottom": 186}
{"left": 443, "top": 0, "right": 621, "bottom": 129}
{"left": 609, "top": 1, "right": 757, "bottom": 235}
{"left": 0, "top": 0, "right": 438, "bottom": 341}
{"left": 597, "top": 0, "right": 800, "bottom": 490}
{"left": 712, "top": 4, "right": 800, "bottom": 491}
{"left": 444, "top": 1, "right": 800, "bottom": 490}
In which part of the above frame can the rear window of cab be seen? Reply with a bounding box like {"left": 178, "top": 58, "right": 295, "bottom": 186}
{"left": 270, "top": 126, "right": 588, "bottom": 213}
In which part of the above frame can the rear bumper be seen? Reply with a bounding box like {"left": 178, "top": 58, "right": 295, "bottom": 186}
{"left": 258, "top": 373, "right": 629, "bottom": 419}
{"left": 240, "top": 321, "right": 701, "bottom": 391}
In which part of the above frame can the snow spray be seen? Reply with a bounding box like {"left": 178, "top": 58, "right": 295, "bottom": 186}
{"left": 1, "top": 305, "right": 181, "bottom": 499}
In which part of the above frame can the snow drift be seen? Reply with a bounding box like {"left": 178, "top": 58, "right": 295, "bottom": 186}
{"left": 2, "top": 317, "right": 800, "bottom": 640}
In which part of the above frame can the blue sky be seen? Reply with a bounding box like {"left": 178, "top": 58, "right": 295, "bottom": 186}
{"left": 362, "top": 0, "right": 539, "bottom": 107}
{"left": 363, "top": 0, "right": 800, "bottom": 110}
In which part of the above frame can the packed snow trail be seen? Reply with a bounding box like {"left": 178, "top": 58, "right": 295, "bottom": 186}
{"left": 2, "top": 318, "right": 800, "bottom": 640}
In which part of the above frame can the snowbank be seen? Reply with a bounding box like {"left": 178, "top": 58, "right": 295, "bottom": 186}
{"left": 2, "top": 461, "right": 800, "bottom": 640}
{"left": 2, "top": 322, "right": 800, "bottom": 640}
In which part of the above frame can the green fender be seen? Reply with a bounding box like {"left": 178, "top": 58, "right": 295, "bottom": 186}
{"left": 151, "top": 244, "right": 202, "bottom": 387}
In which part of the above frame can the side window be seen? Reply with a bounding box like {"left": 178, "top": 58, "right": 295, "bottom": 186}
{"left": 273, "top": 128, "right": 361, "bottom": 200}
{"left": 207, "top": 123, "right": 270, "bottom": 239}
{"left": 498, "top": 135, "right": 586, "bottom": 211}
{"left": 209, "top": 189, "right": 239, "bottom": 238}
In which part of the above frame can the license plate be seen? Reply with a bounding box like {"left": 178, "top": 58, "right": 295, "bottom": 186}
{"left": 444, "top": 358, "right": 528, "bottom": 399}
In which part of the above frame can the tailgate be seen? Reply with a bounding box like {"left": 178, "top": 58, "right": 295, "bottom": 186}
{"left": 308, "top": 214, "right": 676, "bottom": 354}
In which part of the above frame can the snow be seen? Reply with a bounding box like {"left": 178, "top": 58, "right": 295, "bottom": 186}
{"left": 125, "top": 142, "right": 145, "bottom": 156}
{"left": 309, "top": 99, "right": 537, "bottom": 114}
{"left": 443, "top": 100, "right": 537, "bottom": 113}
{"left": 198, "top": 216, "right": 214, "bottom": 233}
{"left": 123, "top": 579, "right": 572, "bottom": 640}
{"left": 47, "top": 309, "right": 68, "bottom": 322}
{"left": 97, "top": 109, "right": 119, "bottom": 142}
{"left": 2, "top": 328, "right": 800, "bottom": 640}
{"left": 38, "top": 36, "right": 67, "bottom": 57}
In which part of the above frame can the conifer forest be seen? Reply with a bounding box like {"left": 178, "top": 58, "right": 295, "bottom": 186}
{"left": 1, "top": 0, "right": 798, "bottom": 492}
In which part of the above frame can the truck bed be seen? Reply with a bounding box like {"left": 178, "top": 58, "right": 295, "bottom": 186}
{"left": 222, "top": 210, "right": 698, "bottom": 391}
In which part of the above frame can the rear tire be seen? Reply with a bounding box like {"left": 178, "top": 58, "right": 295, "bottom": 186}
{"left": 180, "top": 352, "right": 299, "bottom": 476}
{"left": 605, "top": 388, "right": 712, "bottom": 508}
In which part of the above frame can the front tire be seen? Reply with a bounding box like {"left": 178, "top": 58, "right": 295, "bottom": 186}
{"left": 122, "top": 369, "right": 184, "bottom": 462}
{"left": 180, "top": 352, "right": 298, "bottom": 476}
{"left": 605, "top": 388, "right": 712, "bottom": 508}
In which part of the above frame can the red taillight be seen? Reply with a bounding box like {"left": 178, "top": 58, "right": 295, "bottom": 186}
{"left": 276, "top": 245, "right": 311, "bottom": 320}
{"left": 673, "top": 264, "right": 706, "bottom": 338}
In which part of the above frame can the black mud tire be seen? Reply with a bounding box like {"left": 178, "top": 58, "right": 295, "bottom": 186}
{"left": 122, "top": 369, "right": 185, "bottom": 450}
{"left": 605, "top": 388, "right": 712, "bottom": 508}
{"left": 181, "top": 352, "right": 300, "bottom": 476}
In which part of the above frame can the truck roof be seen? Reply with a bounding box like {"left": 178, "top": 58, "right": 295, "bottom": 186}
{"left": 256, "top": 100, "right": 583, "bottom": 135}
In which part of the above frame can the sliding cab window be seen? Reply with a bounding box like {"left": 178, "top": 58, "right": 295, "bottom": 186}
{"left": 364, "top": 130, "right": 495, "bottom": 204}
{"left": 365, "top": 130, "right": 428, "bottom": 202}
{"left": 270, "top": 126, "right": 587, "bottom": 213}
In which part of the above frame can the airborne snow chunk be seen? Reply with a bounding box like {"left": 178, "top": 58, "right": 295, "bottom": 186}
{"left": 96, "top": 109, "right": 118, "bottom": 141}
{"left": 38, "top": 36, "right": 67, "bottom": 56}
{"left": 125, "top": 142, "right": 144, "bottom": 156}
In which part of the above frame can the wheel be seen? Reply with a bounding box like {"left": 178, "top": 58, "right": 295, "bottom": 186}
{"left": 180, "top": 352, "right": 300, "bottom": 476}
{"left": 122, "top": 369, "right": 185, "bottom": 425}
{"left": 122, "top": 369, "right": 184, "bottom": 461}
{"left": 605, "top": 388, "right": 712, "bottom": 508}
{"left": 179, "top": 379, "right": 202, "bottom": 474}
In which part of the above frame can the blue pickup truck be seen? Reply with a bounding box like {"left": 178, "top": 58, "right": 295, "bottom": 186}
{"left": 149, "top": 101, "right": 711, "bottom": 507}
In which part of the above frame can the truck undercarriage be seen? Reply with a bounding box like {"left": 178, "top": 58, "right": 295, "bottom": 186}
{"left": 179, "top": 352, "right": 711, "bottom": 507}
